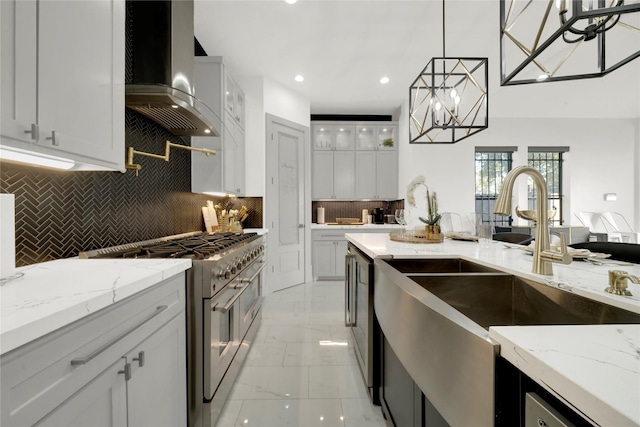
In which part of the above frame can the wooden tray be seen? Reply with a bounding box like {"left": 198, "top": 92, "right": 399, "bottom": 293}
{"left": 389, "top": 230, "right": 444, "bottom": 244}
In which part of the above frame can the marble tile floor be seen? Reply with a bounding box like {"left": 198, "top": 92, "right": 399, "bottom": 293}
{"left": 215, "top": 281, "right": 387, "bottom": 427}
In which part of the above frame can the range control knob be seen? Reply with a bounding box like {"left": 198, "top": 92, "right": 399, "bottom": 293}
{"left": 217, "top": 269, "right": 227, "bottom": 280}
{"left": 230, "top": 262, "right": 237, "bottom": 275}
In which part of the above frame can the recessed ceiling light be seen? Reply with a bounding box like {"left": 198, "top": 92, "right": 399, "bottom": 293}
{"left": 285, "top": 0, "right": 297, "bottom": 4}
{"left": 295, "top": 74, "right": 304, "bottom": 82}
{"left": 380, "top": 76, "right": 390, "bottom": 84}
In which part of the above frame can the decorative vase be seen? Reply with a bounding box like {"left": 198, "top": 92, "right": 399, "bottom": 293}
{"left": 425, "top": 224, "right": 444, "bottom": 242}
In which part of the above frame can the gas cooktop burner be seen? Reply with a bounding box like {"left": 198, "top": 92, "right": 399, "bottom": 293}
{"left": 87, "top": 232, "right": 258, "bottom": 260}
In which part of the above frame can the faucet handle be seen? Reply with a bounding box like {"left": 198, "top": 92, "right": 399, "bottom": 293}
{"left": 541, "top": 232, "right": 572, "bottom": 265}
{"left": 606, "top": 270, "right": 637, "bottom": 296}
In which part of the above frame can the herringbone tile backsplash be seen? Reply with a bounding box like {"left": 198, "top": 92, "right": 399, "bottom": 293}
{"left": 1, "top": 111, "right": 263, "bottom": 267}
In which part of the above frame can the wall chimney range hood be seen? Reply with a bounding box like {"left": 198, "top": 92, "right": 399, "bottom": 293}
{"left": 126, "top": 0, "right": 219, "bottom": 137}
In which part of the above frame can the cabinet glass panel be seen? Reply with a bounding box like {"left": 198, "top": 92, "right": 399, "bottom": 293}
{"left": 378, "top": 126, "right": 396, "bottom": 150}
{"left": 313, "top": 126, "right": 333, "bottom": 150}
{"left": 236, "top": 88, "right": 245, "bottom": 128}
{"left": 356, "top": 126, "right": 376, "bottom": 149}
{"left": 224, "top": 74, "right": 235, "bottom": 115}
{"left": 334, "top": 125, "right": 355, "bottom": 150}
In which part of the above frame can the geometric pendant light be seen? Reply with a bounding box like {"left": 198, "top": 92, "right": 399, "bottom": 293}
{"left": 500, "top": 0, "right": 640, "bottom": 85}
{"left": 409, "top": 0, "right": 489, "bottom": 144}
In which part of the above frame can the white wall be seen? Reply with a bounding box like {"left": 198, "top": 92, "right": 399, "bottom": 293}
{"left": 236, "top": 76, "right": 311, "bottom": 198}
{"left": 398, "top": 102, "right": 639, "bottom": 230}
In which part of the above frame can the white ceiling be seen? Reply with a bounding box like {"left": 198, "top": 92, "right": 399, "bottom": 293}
{"left": 194, "top": 0, "right": 640, "bottom": 119}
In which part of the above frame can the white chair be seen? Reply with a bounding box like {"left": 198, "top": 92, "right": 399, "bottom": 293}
{"left": 601, "top": 212, "right": 638, "bottom": 244}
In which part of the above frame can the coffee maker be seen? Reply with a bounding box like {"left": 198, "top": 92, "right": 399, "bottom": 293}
{"left": 372, "top": 208, "right": 384, "bottom": 224}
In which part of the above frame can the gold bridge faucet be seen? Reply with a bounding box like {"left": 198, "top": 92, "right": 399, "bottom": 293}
{"left": 607, "top": 270, "right": 640, "bottom": 296}
{"left": 493, "top": 166, "right": 572, "bottom": 275}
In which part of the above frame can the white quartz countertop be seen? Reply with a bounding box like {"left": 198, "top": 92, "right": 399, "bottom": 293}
{"left": 345, "top": 232, "right": 640, "bottom": 313}
{"left": 0, "top": 258, "right": 191, "bottom": 355}
{"left": 345, "top": 232, "right": 640, "bottom": 426}
{"left": 489, "top": 325, "right": 640, "bottom": 426}
{"left": 311, "top": 223, "right": 402, "bottom": 230}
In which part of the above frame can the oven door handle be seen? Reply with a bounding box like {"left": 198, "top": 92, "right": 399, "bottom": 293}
{"left": 213, "top": 260, "right": 268, "bottom": 313}
{"left": 238, "top": 259, "right": 268, "bottom": 285}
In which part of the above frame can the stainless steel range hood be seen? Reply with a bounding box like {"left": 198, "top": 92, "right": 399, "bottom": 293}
{"left": 126, "top": 0, "right": 219, "bottom": 137}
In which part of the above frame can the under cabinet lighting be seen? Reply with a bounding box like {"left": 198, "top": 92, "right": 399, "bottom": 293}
{"left": 0, "top": 146, "right": 75, "bottom": 170}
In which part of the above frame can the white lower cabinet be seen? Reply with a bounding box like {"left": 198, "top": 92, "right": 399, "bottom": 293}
{"left": 35, "top": 359, "right": 128, "bottom": 427}
{"left": 312, "top": 238, "right": 348, "bottom": 279}
{"left": 1, "top": 274, "right": 186, "bottom": 427}
{"left": 312, "top": 228, "right": 398, "bottom": 280}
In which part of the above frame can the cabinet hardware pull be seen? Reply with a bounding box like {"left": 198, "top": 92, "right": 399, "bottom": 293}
{"left": 70, "top": 305, "right": 168, "bottom": 366}
{"left": 24, "top": 123, "right": 39, "bottom": 141}
{"left": 118, "top": 362, "right": 132, "bottom": 381}
{"left": 46, "top": 131, "right": 59, "bottom": 146}
{"left": 133, "top": 351, "right": 145, "bottom": 367}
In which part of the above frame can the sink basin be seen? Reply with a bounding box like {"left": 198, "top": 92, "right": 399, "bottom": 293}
{"left": 409, "top": 274, "right": 640, "bottom": 329}
{"left": 385, "top": 258, "right": 500, "bottom": 274}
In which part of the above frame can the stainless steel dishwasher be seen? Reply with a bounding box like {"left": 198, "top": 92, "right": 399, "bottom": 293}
{"left": 345, "top": 243, "right": 378, "bottom": 403}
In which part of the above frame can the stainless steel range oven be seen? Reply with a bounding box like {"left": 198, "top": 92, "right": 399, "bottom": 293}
{"left": 80, "top": 231, "right": 266, "bottom": 427}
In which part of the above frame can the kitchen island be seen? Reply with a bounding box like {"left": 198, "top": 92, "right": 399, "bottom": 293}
{"left": 346, "top": 232, "right": 640, "bottom": 427}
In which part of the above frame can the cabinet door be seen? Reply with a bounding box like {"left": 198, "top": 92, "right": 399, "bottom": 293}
{"left": 334, "top": 125, "right": 355, "bottom": 150}
{"left": 235, "top": 126, "right": 245, "bottom": 195}
{"left": 223, "top": 111, "right": 238, "bottom": 194}
{"left": 0, "top": 0, "right": 37, "bottom": 145}
{"left": 355, "top": 151, "right": 377, "bottom": 199}
{"left": 224, "top": 72, "right": 236, "bottom": 117}
{"left": 35, "top": 360, "right": 128, "bottom": 427}
{"left": 377, "top": 125, "right": 397, "bottom": 150}
{"left": 376, "top": 150, "right": 398, "bottom": 199}
{"left": 312, "top": 151, "right": 334, "bottom": 199}
{"left": 38, "top": 0, "right": 124, "bottom": 170}
{"left": 313, "top": 125, "right": 333, "bottom": 150}
{"left": 127, "top": 313, "right": 187, "bottom": 427}
{"left": 313, "top": 241, "right": 337, "bottom": 278}
{"left": 356, "top": 125, "right": 376, "bottom": 150}
{"left": 235, "top": 85, "right": 246, "bottom": 130}
{"left": 333, "top": 151, "right": 355, "bottom": 199}
{"left": 334, "top": 240, "right": 348, "bottom": 277}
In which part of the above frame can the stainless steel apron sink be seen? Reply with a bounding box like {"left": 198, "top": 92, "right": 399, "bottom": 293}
{"left": 374, "top": 258, "right": 640, "bottom": 427}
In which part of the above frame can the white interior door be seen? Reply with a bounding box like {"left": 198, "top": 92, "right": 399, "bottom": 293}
{"left": 266, "top": 115, "right": 307, "bottom": 293}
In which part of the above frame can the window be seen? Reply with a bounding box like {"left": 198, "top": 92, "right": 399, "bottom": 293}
{"left": 527, "top": 147, "right": 568, "bottom": 226}
{"left": 475, "top": 147, "right": 516, "bottom": 226}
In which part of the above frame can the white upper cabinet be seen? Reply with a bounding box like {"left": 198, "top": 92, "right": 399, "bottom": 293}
{"left": 224, "top": 71, "right": 245, "bottom": 130}
{"left": 0, "top": 0, "right": 125, "bottom": 171}
{"left": 356, "top": 124, "right": 397, "bottom": 150}
{"left": 312, "top": 121, "right": 398, "bottom": 200}
{"left": 312, "top": 124, "right": 355, "bottom": 150}
{"left": 192, "top": 57, "right": 245, "bottom": 196}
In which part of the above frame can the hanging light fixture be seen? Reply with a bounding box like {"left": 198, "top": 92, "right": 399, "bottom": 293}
{"left": 409, "top": 0, "right": 489, "bottom": 144}
{"left": 500, "top": 0, "right": 640, "bottom": 85}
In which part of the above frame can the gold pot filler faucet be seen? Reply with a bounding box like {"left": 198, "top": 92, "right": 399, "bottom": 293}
{"left": 125, "top": 140, "right": 215, "bottom": 176}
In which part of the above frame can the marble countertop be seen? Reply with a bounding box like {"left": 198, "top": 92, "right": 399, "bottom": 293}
{"left": 345, "top": 232, "right": 640, "bottom": 426}
{"left": 0, "top": 258, "right": 191, "bottom": 355}
{"left": 490, "top": 325, "right": 640, "bottom": 426}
